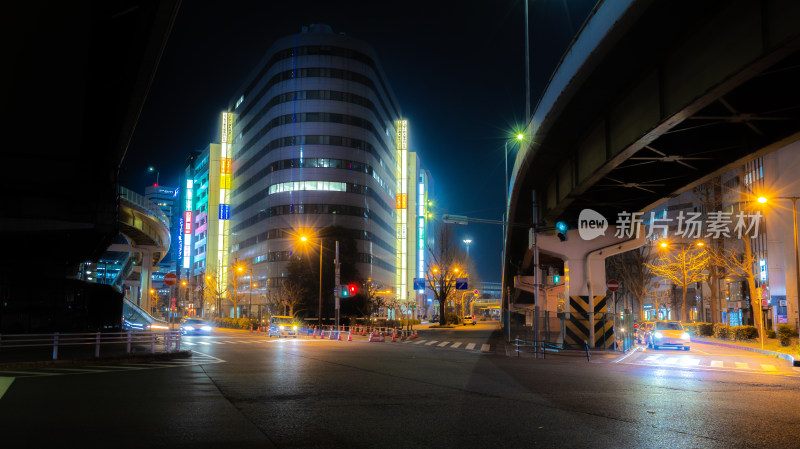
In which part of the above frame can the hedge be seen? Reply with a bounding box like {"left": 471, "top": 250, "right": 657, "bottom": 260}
{"left": 684, "top": 322, "right": 713, "bottom": 337}
{"left": 713, "top": 323, "right": 759, "bottom": 341}
{"left": 211, "top": 317, "right": 258, "bottom": 330}
{"left": 777, "top": 324, "right": 796, "bottom": 346}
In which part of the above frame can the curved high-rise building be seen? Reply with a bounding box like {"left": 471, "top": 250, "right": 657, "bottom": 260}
{"left": 229, "top": 24, "right": 401, "bottom": 298}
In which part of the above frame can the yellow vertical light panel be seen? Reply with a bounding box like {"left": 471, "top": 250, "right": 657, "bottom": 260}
{"left": 218, "top": 112, "right": 234, "bottom": 297}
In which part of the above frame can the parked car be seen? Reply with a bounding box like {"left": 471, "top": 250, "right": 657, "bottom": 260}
{"left": 462, "top": 315, "right": 475, "bottom": 325}
{"left": 648, "top": 321, "right": 690, "bottom": 351}
{"left": 268, "top": 315, "right": 298, "bottom": 338}
{"left": 180, "top": 318, "right": 212, "bottom": 335}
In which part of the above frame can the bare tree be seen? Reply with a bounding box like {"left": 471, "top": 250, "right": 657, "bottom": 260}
{"left": 425, "top": 225, "right": 463, "bottom": 325}
{"left": 706, "top": 234, "right": 765, "bottom": 348}
{"left": 608, "top": 244, "right": 658, "bottom": 320}
{"left": 280, "top": 279, "right": 307, "bottom": 317}
{"left": 647, "top": 244, "right": 709, "bottom": 322}
{"left": 204, "top": 270, "right": 227, "bottom": 318}
{"left": 693, "top": 176, "right": 728, "bottom": 323}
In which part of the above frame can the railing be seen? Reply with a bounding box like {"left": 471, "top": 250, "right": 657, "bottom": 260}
{"left": 513, "top": 338, "right": 591, "bottom": 361}
{"left": 0, "top": 331, "right": 182, "bottom": 360}
{"left": 118, "top": 185, "right": 170, "bottom": 229}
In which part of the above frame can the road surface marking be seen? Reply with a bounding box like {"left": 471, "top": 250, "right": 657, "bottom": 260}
{"left": 761, "top": 364, "right": 777, "bottom": 371}
{"left": 414, "top": 340, "right": 427, "bottom": 345}
{"left": 450, "top": 342, "right": 462, "bottom": 349}
{"left": 197, "top": 341, "right": 210, "bottom": 345}
{"left": 664, "top": 358, "right": 678, "bottom": 365}
{"left": 425, "top": 341, "right": 438, "bottom": 346}
{"left": 679, "top": 358, "right": 700, "bottom": 366}
{"left": 437, "top": 341, "right": 450, "bottom": 347}
{"left": 481, "top": 344, "right": 491, "bottom": 352}
{"left": 0, "top": 377, "right": 13, "bottom": 400}
{"left": 710, "top": 361, "right": 723, "bottom": 368}
{"left": 182, "top": 342, "right": 195, "bottom": 346}
{"left": 692, "top": 348, "right": 709, "bottom": 355}
{"left": 223, "top": 340, "right": 238, "bottom": 344}
{"left": 735, "top": 362, "right": 750, "bottom": 370}
{"left": 465, "top": 343, "right": 476, "bottom": 350}
{"left": 644, "top": 355, "right": 661, "bottom": 362}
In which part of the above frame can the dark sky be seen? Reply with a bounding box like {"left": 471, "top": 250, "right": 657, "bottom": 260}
{"left": 120, "top": 0, "right": 598, "bottom": 283}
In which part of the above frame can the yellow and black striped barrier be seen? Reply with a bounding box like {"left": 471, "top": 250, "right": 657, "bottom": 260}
{"left": 565, "top": 295, "right": 615, "bottom": 349}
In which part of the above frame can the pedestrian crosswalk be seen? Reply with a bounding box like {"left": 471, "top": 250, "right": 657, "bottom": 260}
{"left": 178, "top": 336, "right": 495, "bottom": 354}
{"left": 403, "top": 339, "right": 492, "bottom": 354}
{"left": 636, "top": 354, "right": 780, "bottom": 372}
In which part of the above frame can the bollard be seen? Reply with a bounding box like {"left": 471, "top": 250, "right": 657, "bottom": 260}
{"left": 515, "top": 338, "right": 519, "bottom": 358}
{"left": 126, "top": 331, "right": 132, "bottom": 353}
{"left": 151, "top": 332, "right": 156, "bottom": 354}
{"left": 53, "top": 332, "right": 59, "bottom": 360}
{"left": 584, "top": 341, "right": 590, "bottom": 362}
{"left": 176, "top": 332, "right": 181, "bottom": 351}
{"left": 95, "top": 332, "right": 101, "bottom": 358}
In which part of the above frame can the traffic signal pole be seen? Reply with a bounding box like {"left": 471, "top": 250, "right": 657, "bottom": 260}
{"left": 335, "top": 241, "right": 340, "bottom": 333}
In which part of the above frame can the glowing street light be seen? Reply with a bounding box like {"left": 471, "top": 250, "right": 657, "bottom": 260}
{"left": 757, "top": 195, "right": 800, "bottom": 328}
{"left": 463, "top": 239, "right": 472, "bottom": 258}
{"left": 147, "top": 166, "right": 159, "bottom": 186}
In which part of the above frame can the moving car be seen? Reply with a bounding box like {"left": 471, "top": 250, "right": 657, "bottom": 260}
{"left": 181, "top": 318, "right": 212, "bottom": 335}
{"left": 462, "top": 315, "right": 475, "bottom": 325}
{"left": 648, "top": 321, "right": 690, "bottom": 351}
{"left": 268, "top": 315, "right": 298, "bottom": 338}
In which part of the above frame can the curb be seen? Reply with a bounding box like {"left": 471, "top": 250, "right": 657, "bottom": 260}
{"left": 0, "top": 350, "right": 193, "bottom": 371}
{"left": 693, "top": 337, "right": 797, "bottom": 365}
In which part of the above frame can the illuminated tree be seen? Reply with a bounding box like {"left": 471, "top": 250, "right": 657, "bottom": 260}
{"left": 646, "top": 244, "right": 709, "bottom": 322}
{"left": 425, "top": 225, "right": 465, "bottom": 325}
{"left": 608, "top": 244, "right": 657, "bottom": 320}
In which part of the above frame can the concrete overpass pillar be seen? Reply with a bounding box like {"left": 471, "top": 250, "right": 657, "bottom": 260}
{"left": 537, "top": 226, "right": 644, "bottom": 348}
{"left": 139, "top": 247, "right": 153, "bottom": 313}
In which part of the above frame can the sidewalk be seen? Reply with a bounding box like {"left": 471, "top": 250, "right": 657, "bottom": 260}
{"left": 692, "top": 336, "right": 800, "bottom": 366}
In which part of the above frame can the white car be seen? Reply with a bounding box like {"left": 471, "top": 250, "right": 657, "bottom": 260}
{"left": 268, "top": 316, "right": 298, "bottom": 338}
{"left": 648, "top": 321, "right": 690, "bottom": 351}
{"left": 463, "top": 315, "right": 475, "bottom": 326}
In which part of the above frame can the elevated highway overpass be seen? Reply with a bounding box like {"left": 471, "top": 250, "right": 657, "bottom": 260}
{"left": 504, "top": 0, "right": 800, "bottom": 345}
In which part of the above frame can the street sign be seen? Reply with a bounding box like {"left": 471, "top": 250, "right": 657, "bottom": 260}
{"left": 413, "top": 278, "right": 425, "bottom": 290}
{"left": 442, "top": 214, "right": 468, "bottom": 226}
{"left": 473, "top": 289, "right": 479, "bottom": 296}
{"left": 455, "top": 278, "right": 468, "bottom": 290}
{"left": 164, "top": 272, "right": 177, "bottom": 286}
{"left": 606, "top": 279, "right": 620, "bottom": 292}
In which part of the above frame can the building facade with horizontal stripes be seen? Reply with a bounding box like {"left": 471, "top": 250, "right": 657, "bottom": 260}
{"left": 228, "top": 24, "right": 401, "bottom": 299}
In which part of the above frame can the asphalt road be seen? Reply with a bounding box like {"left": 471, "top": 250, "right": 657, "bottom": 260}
{"left": 1, "top": 324, "right": 799, "bottom": 448}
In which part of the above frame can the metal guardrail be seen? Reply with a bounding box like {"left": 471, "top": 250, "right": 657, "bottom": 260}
{"left": 514, "top": 338, "right": 591, "bottom": 361}
{"left": 0, "top": 331, "right": 183, "bottom": 360}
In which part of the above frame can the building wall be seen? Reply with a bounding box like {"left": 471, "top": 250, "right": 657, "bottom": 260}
{"left": 229, "top": 24, "right": 400, "bottom": 294}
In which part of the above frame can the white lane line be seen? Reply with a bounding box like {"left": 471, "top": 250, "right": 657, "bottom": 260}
{"left": 437, "top": 341, "right": 450, "bottom": 347}
{"left": 425, "top": 341, "right": 438, "bottom": 346}
{"left": 450, "top": 342, "right": 462, "bottom": 349}
{"left": 0, "top": 377, "right": 14, "bottom": 400}
{"left": 223, "top": 341, "right": 238, "bottom": 344}
{"left": 663, "top": 358, "right": 679, "bottom": 365}
{"left": 481, "top": 344, "right": 491, "bottom": 352}
{"left": 414, "top": 340, "right": 426, "bottom": 345}
{"left": 0, "top": 370, "right": 60, "bottom": 376}
{"left": 761, "top": 364, "right": 777, "bottom": 371}
{"left": 735, "top": 362, "right": 750, "bottom": 370}
{"left": 465, "top": 343, "right": 476, "bottom": 350}
{"left": 710, "top": 361, "right": 724, "bottom": 368}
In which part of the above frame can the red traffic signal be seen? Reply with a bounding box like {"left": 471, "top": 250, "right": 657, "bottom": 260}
{"left": 348, "top": 283, "right": 358, "bottom": 296}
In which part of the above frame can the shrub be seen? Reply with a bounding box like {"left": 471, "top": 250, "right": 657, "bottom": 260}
{"left": 446, "top": 313, "right": 460, "bottom": 325}
{"left": 778, "top": 324, "right": 795, "bottom": 346}
{"left": 732, "top": 325, "right": 758, "bottom": 341}
{"left": 697, "top": 323, "right": 714, "bottom": 336}
{"left": 767, "top": 329, "right": 777, "bottom": 339}
{"left": 713, "top": 323, "right": 732, "bottom": 340}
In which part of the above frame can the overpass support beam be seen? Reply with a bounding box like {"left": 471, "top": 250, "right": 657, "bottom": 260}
{"left": 139, "top": 247, "right": 153, "bottom": 314}
{"left": 537, "top": 226, "right": 644, "bottom": 348}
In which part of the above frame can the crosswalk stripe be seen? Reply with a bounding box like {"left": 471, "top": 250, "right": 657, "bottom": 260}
{"left": 425, "top": 341, "right": 438, "bottom": 346}
{"left": 710, "top": 360, "right": 723, "bottom": 368}
{"left": 644, "top": 355, "right": 661, "bottom": 361}
{"left": 450, "top": 342, "right": 462, "bottom": 349}
{"left": 0, "top": 377, "right": 14, "bottom": 400}
{"left": 761, "top": 364, "right": 777, "bottom": 371}
{"left": 465, "top": 343, "right": 476, "bottom": 350}
{"left": 664, "top": 358, "right": 678, "bottom": 365}
{"left": 735, "top": 362, "right": 750, "bottom": 370}
{"left": 414, "top": 340, "right": 426, "bottom": 345}
{"left": 679, "top": 358, "right": 700, "bottom": 366}
{"left": 437, "top": 341, "right": 450, "bottom": 347}
{"left": 223, "top": 341, "right": 238, "bottom": 344}
{"left": 481, "top": 344, "right": 491, "bottom": 352}
{"left": 197, "top": 341, "right": 210, "bottom": 345}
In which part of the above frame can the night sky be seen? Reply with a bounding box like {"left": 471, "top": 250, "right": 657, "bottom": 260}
{"left": 120, "top": 0, "right": 598, "bottom": 283}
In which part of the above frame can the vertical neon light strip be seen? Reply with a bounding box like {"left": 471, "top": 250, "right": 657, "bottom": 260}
{"left": 218, "top": 112, "right": 233, "bottom": 295}
{"left": 183, "top": 179, "right": 193, "bottom": 269}
{"left": 396, "top": 120, "right": 408, "bottom": 302}
{"left": 417, "top": 181, "right": 424, "bottom": 292}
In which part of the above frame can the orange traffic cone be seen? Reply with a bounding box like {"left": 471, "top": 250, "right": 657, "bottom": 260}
{"left": 338, "top": 332, "right": 342, "bottom": 341}
{"left": 391, "top": 330, "right": 396, "bottom": 342}
{"left": 348, "top": 331, "right": 352, "bottom": 341}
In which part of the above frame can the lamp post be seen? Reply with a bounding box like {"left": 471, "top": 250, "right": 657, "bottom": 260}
{"left": 758, "top": 196, "right": 800, "bottom": 329}
{"left": 463, "top": 239, "right": 472, "bottom": 258}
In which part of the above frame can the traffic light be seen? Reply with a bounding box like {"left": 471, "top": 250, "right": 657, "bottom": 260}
{"left": 348, "top": 283, "right": 358, "bottom": 296}
{"left": 553, "top": 274, "right": 560, "bottom": 284}
{"left": 555, "top": 221, "right": 568, "bottom": 242}
{"left": 341, "top": 285, "right": 350, "bottom": 297}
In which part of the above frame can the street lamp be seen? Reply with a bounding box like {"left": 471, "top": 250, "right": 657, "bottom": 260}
{"left": 758, "top": 196, "right": 800, "bottom": 329}
{"left": 299, "top": 235, "right": 324, "bottom": 327}
{"left": 236, "top": 264, "right": 255, "bottom": 319}
{"left": 463, "top": 239, "right": 472, "bottom": 258}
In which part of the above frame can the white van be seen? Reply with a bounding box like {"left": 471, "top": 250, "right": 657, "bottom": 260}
{"left": 268, "top": 315, "right": 298, "bottom": 338}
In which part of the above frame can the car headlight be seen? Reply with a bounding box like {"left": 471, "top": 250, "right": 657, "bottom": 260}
{"left": 654, "top": 332, "right": 663, "bottom": 339}
{"left": 183, "top": 326, "right": 193, "bottom": 331}
{"left": 201, "top": 326, "right": 212, "bottom": 331}
{"left": 681, "top": 332, "right": 690, "bottom": 340}
{"left": 279, "top": 325, "right": 285, "bottom": 330}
